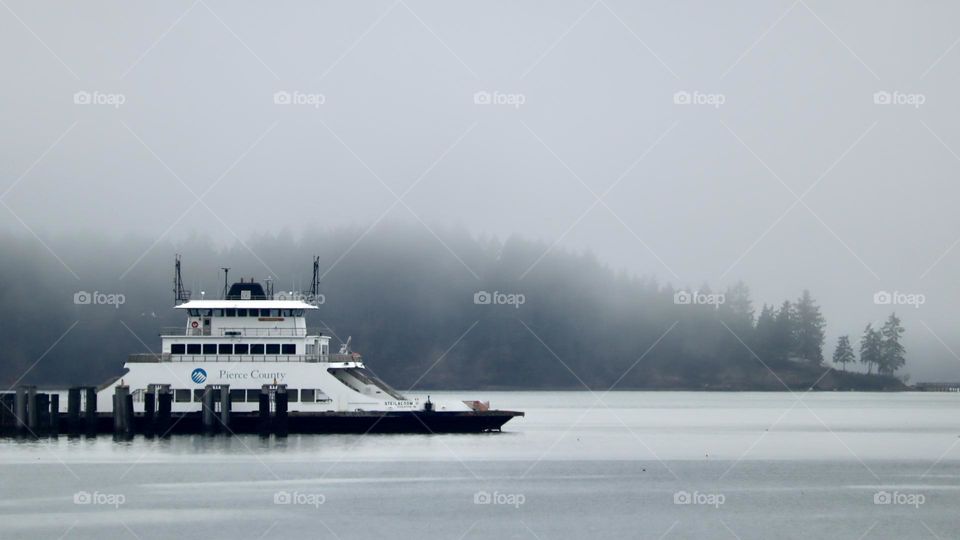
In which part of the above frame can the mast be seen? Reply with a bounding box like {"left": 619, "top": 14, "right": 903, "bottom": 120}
{"left": 310, "top": 256, "right": 320, "bottom": 301}
{"left": 221, "top": 267, "right": 230, "bottom": 299}
{"left": 173, "top": 254, "right": 190, "bottom": 305}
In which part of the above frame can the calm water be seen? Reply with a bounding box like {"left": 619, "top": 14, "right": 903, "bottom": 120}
{"left": 1, "top": 391, "right": 958, "bottom": 539}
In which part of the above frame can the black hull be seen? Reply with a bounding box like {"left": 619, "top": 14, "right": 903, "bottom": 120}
{"left": 2, "top": 410, "right": 524, "bottom": 436}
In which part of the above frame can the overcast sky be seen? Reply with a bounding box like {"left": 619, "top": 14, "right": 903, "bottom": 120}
{"left": 2, "top": 0, "right": 960, "bottom": 380}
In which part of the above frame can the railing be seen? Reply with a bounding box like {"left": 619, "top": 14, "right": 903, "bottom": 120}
{"left": 128, "top": 353, "right": 359, "bottom": 364}
{"left": 160, "top": 327, "right": 328, "bottom": 337}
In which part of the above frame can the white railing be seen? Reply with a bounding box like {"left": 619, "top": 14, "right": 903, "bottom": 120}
{"left": 128, "top": 353, "right": 358, "bottom": 364}
{"left": 160, "top": 327, "right": 326, "bottom": 337}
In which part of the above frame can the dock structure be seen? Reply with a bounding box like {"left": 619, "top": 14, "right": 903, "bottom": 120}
{"left": 0, "top": 382, "right": 523, "bottom": 437}
{"left": 914, "top": 382, "right": 960, "bottom": 392}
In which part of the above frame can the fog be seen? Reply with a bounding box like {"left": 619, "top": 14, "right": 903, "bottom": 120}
{"left": 2, "top": 1, "right": 959, "bottom": 382}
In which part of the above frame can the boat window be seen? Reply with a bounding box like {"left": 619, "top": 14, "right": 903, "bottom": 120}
{"left": 218, "top": 344, "right": 232, "bottom": 354}
{"left": 193, "top": 390, "right": 203, "bottom": 402}
{"left": 266, "top": 344, "right": 280, "bottom": 355}
{"left": 225, "top": 309, "right": 236, "bottom": 317}
{"left": 301, "top": 389, "right": 315, "bottom": 402}
{"left": 287, "top": 389, "right": 298, "bottom": 402}
{"left": 234, "top": 344, "right": 249, "bottom": 354}
{"left": 171, "top": 344, "right": 185, "bottom": 354}
{"left": 269, "top": 309, "right": 279, "bottom": 317}
{"left": 229, "top": 389, "right": 245, "bottom": 403}
{"left": 237, "top": 309, "right": 247, "bottom": 317}
{"left": 246, "top": 389, "right": 260, "bottom": 402}
{"left": 174, "top": 389, "right": 191, "bottom": 402}
{"left": 214, "top": 309, "right": 223, "bottom": 317}
{"left": 188, "top": 309, "right": 199, "bottom": 316}
{"left": 187, "top": 344, "right": 201, "bottom": 354}
{"left": 251, "top": 344, "right": 265, "bottom": 354}
{"left": 282, "top": 344, "right": 295, "bottom": 354}
{"left": 202, "top": 309, "right": 213, "bottom": 317}
{"left": 202, "top": 344, "right": 216, "bottom": 355}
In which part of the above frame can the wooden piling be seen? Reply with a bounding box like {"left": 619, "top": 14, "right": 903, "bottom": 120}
{"left": 113, "top": 385, "right": 130, "bottom": 436}
{"left": 258, "top": 385, "right": 270, "bottom": 437}
{"left": 26, "top": 386, "right": 38, "bottom": 433}
{"left": 49, "top": 394, "right": 60, "bottom": 434}
{"left": 0, "top": 394, "right": 14, "bottom": 432}
{"left": 143, "top": 387, "right": 156, "bottom": 437}
{"left": 124, "top": 393, "right": 134, "bottom": 436}
{"left": 67, "top": 387, "right": 81, "bottom": 434}
{"left": 36, "top": 393, "right": 50, "bottom": 434}
{"left": 274, "top": 385, "right": 288, "bottom": 437}
{"left": 202, "top": 385, "right": 216, "bottom": 433}
{"left": 15, "top": 387, "right": 27, "bottom": 433}
{"left": 83, "top": 387, "right": 97, "bottom": 435}
{"left": 219, "top": 385, "right": 230, "bottom": 431}
{"left": 156, "top": 386, "right": 172, "bottom": 436}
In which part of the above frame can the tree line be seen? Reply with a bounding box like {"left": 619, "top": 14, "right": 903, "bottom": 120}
{"left": 831, "top": 314, "right": 907, "bottom": 376}
{"left": 0, "top": 227, "right": 910, "bottom": 390}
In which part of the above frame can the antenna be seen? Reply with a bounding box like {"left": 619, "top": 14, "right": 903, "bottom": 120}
{"left": 221, "top": 267, "right": 230, "bottom": 299}
{"left": 310, "top": 255, "right": 320, "bottom": 300}
{"left": 265, "top": 276, "right": 274, "bottom": 300}
{"left": 173, "top": 254, "right": 190, "bottom": 305}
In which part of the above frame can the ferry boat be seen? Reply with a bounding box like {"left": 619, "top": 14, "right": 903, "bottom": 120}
{"left": 67, "top": 257, "right": 522, "bottom": 434}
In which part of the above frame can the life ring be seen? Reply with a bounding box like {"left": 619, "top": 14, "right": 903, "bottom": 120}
{"left": 191, "top": 321, "right": 199, "bottom": 328}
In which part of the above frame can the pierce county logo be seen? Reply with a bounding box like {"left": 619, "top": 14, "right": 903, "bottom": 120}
{"left": 191, "top": 368, "right": 207, "bottom": 384}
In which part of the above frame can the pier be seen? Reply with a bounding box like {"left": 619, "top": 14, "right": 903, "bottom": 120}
{"left": 0, "top": 384, "right": 521, "bottom": 437}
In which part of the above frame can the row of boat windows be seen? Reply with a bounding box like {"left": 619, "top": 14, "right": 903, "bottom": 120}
{"left": 170, "top": 343, "right": 296, "bottom": 355}
{"left": 173, "top": 388, "right": 331, "bottom": 403}
{"left": 186, "top": 309, "right": 305, "bottom": 317}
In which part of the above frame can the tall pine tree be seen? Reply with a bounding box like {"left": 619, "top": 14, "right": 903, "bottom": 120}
{"left": 879, "top": 313, "right": 906, "bottom": 375}
{"left": 832, "top": 335, "right": 856, "bottom": 372}
{"left": 860, "top": 324, "right": 882, "bottom": 374}
{"left": 794, "top": 290, "right": 826, "bottom": 365}
{"left": 771, "top": 301, "right": 796, "bottom": 363}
